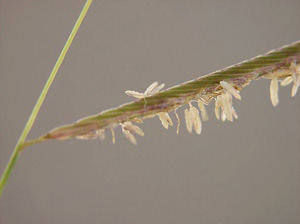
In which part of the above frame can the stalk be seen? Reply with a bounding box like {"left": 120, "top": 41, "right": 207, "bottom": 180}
{"left": 0, "top": 0, "right": 93, "bottom": 197}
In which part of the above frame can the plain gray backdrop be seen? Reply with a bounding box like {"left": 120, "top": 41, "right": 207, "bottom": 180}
{"left": 0, "top": 0, "right": 300, "bottom": 223}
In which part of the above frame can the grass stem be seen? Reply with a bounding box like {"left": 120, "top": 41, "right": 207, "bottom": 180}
{"left": 0, "top": 0, "right": 93, "bottom": 197}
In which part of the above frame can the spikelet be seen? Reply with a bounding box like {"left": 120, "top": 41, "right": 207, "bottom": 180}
{"left": 222, "top": 92, "right": 233, "bottom": 121}
{"left": 266, "top": 61, "right": 300, "bottom": 105}
{"left": 215, "top": 96, "right": 222, "bottom": 120}
{"left": 184, "top": 109, "right": 193, "bottom": 133}
{"left": 270, "top": 77, "right": 279, "bottom": 106}
{"left": 121, "top": 122, "right": 144, "bottom": 145}
{"left": 197, "top": 100, "right": 209, "bottom": 121}
{"left": 158, "top": 112, "right": 173, "bottom": 129}
{"left": 214, "top": 81, "right": 240, "bottom": 121}
{"left": 125, "top": 81, "right": 165, "bottom": 99}
{"left": 220, "top": 81, "right": 241, "bottom": 100}
{"left": 185, "top": 103, "right": 202, "bottom": 134}
{"left": 191, "top": 105, "right": 202, "bottom": 134}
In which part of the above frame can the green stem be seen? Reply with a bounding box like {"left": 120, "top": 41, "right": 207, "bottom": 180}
{"left": 0, "top": 0, "right": 93, "bottom": 197}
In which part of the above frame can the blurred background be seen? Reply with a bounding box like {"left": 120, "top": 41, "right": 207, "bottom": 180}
{"left": 0, "top": 0, "right": 300, "bottom": 223}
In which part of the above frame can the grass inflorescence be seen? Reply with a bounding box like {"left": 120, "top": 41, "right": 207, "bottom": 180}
{"left": 27, "top": 41, "right": 300, "bottom": 145}
{"left": 0, "top": 0, "right": 299, "bottom": 197}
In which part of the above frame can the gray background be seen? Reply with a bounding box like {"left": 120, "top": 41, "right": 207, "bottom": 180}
{"left": 0, "top": 0, "right": 300, "bottom": 223}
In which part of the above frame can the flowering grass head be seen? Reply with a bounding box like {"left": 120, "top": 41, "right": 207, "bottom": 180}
{"left": 25, "top": 41, "right": 300, "bottom": 145}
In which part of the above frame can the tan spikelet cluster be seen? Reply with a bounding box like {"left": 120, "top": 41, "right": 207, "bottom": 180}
{"left": 121, "top": 121, "right": 144, "bottom": 145}
{"left": 185, "top": 103, "right": 202, "bottom": 134}
{"left": 214, "top": 81, "right": 240, "bottom": 122}
{"left": 265, "top": 60, "right": 300, "bottom": 107}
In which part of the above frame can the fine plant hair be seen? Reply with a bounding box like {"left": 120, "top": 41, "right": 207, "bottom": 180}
{"left": 0, "top": 0, "right": 299, "bottom": 196}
